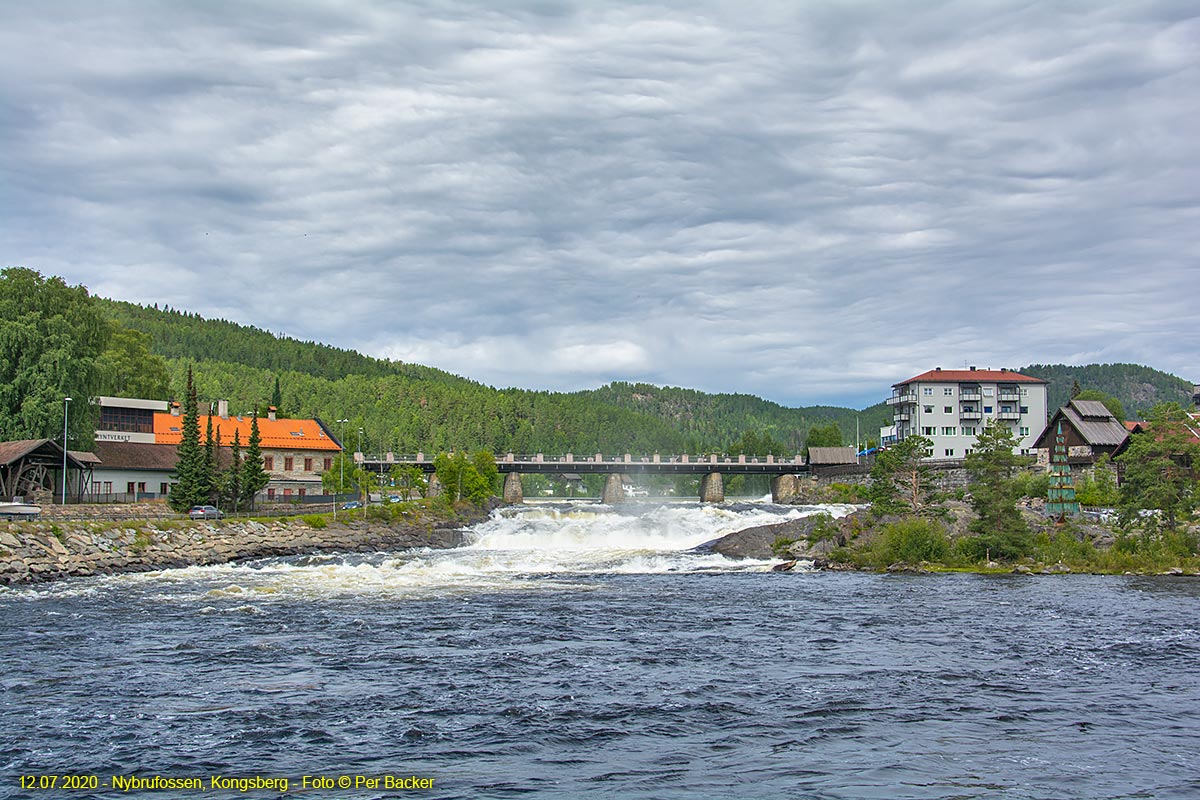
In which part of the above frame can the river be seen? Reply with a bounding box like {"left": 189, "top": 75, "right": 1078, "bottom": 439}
{"left": 2, "top": 501, "right": 1198, "bottom": 799}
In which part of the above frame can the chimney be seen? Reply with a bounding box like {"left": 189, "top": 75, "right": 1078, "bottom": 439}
{"left": 171, "top": 401, "right": 181, "bottom": 417}
{"left": 268, "top": 405, "right": 277, "bottom": 421}
{"left": 935, "top": 366, "right": 942, "bottom": 372}
{"left": 217, "top": 399, "right": 229, "bottom": 419}
{"left": 969, "top": 365, "right": 977, "bottom": 371}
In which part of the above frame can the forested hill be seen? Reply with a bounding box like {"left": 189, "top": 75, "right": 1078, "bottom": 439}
{"left": 97, "top": 299, "right": 886, "bottom": 455}
{"left": 578, "top": 383, "right": 890, "bottom": 452}
{"left": 1020, "top": 363, "right": 1194, "bottom": 419}
{"left": 99, "top": 298, "right": 1189, "bottom": 452}
{"left": 102, "top": 299, "right": 466, "bottom": 385}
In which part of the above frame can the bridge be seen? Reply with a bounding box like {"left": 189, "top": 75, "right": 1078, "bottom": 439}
{"left": 355, "top": 452, "right": 820, "bottom": 503}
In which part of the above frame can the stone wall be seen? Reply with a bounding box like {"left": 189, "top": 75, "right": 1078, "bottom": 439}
{"left": 0, "top": 510, "right": 483, "bottom": 585}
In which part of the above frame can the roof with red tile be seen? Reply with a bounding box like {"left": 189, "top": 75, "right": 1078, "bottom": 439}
{"left": 894, "top": 369, "right": 1045, "bottom": 387}
{"left": 153, "top": 414, "right": 341, "bottom": 451}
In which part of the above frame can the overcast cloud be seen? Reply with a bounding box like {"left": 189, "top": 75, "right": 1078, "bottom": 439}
{"left": 2, "top": 1, "right": 1197, "bottom": 407}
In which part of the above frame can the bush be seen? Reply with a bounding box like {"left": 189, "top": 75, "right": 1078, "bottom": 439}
{"left": 1012, "top": 470, "right": 1049, "bottom": 499}
{"left": 878, "top": 518, "right": 950, "bottom": 564}
{"left": 954, "top": 528, "right": 1035, "bottom": 562}
{"left": 303, "top": 514, "right": 327, "bottom": 529}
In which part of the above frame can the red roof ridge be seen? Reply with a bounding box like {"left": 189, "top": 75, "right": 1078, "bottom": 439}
{"left": 894, "top": 368, "right": 1045, "bottom": 386}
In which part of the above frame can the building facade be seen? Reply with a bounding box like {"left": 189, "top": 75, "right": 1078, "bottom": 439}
{"left": 91, "top": 397, "right": 342, "bottom": 502}
{"left": 885, "top": 367, "right": 1048, "bottom": 458}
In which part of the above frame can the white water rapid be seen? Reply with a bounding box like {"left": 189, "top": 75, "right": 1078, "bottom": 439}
{"left": 41, "top": 502, "right": 856, "bottom": 603}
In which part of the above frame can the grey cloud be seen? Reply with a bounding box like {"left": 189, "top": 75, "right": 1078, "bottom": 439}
{"left": 1, "top": 1, "right": 1198, "bottom": 407}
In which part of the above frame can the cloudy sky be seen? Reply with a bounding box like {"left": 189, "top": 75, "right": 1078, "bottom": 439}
{"left": 2, "top": 1, "right": 1197, "bottom": 408}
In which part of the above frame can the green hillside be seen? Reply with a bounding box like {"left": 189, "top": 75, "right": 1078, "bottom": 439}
{"left": 101, "top": 300, "right": 890, "bottom": 455}
{"left": 101, "top": 297, "right": 1192, "bottom": 452}
{"left": 1020, "top": 363, "right": 1194, "bottom": 420}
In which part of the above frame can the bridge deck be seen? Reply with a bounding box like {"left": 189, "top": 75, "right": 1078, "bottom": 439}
{"left": 358, "top": 455, "right": 815, "bottom": 476}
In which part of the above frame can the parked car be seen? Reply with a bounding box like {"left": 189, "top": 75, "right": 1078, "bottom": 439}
{"left": 341, "top": 500, "right": 362, "bottom": 510}
{"left": 386, "top": 495, "right": 402, "bottom": 504}
{"left": 188, "top": 505, "right": 224, "bottom": 519}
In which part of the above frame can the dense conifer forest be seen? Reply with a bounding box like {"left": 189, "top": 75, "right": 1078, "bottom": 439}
{"left": 2, "top": 270, "right": 1192, "bottom": 455}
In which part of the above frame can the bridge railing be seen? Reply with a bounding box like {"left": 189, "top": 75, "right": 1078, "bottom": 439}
{"left": 358, "top": 452, "right": 809, "bottom": 466}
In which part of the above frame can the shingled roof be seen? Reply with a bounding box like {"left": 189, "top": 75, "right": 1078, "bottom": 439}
{"left": 807, "top": 447, "right": 858, "bottom": 465}
{"left": 1034, "top": 399, "right": 1129, "bottom": 450}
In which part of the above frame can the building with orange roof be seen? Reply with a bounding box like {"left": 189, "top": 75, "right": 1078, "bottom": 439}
{"left": 89, "top": 396, "right": 342, "bottom": 503}
{"left": 884, "top": 366, "right": 1048, "bottom": 458}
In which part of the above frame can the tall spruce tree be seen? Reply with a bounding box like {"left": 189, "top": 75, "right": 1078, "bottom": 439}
{"left": 271, "top": 376, "right": 282, "bottom": 416}
{"left": 202, "top": 415, "right": 217, "bottom": 504}
{"left": 225, "top": 428, "right": 243, "bottom": 512}
{"left": 241, "top": 411, "right": 270, "bottom": 509}
{"left": 170, "top": 366, "right": 207, "bottom": 511}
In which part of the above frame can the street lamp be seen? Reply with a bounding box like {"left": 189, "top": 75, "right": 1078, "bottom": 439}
{"left": 61, "top": 397, "right": 72, "bottom": 505}
{"left": 336, "top": 418, "right": 349, "bottom": 517}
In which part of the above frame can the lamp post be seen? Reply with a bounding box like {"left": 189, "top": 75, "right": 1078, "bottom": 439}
{"left": 61, "top": 397, "right": 72, "bottom": 505}
{"left": 336, "top": 418, "right": 349, "bottom": 517}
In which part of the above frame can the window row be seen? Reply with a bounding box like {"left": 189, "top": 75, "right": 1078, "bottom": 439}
{"left": 263, "top": 456, "right": 333, "bottom": 473}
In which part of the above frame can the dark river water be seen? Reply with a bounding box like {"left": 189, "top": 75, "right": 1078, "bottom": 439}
{"left": 2, "top": 503, "right": 1198, "bottom": 799}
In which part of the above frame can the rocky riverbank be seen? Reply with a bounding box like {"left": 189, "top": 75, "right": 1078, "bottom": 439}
{"left": 0, "top": 506, "right": 489, "bottom": 585}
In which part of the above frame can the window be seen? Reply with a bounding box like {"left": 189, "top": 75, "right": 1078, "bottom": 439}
{"left": 283, "top": 488, "right": 292, "bottom": 497}
{"left": 942, "top": 426, "right": 956, "bottom": 436}
{"left": 962, "top": 426, "right": 976, "bottom": 436}
{"left": 304, "top": 457, "right": 313, "bottom": 472}
{"left": 1019, "top": 406, "right": 1028, "bottom": 414}
{"left": 264, "top": 456, "right": 274, "bottom": 471}
{"left": 984, "top": 388, "right": 994, "bottom": 396}
{"left": 323, "top": 458, "right": 332, "bottom": 471}
{"left": 943, "top": 406, "right": 952, "bottom": 414}
{"left": 944, "top": 388, "right": 954, "bottom": 396}
{"left": 160, "top": 482, "right": 168, "bottom": 495}
{"left": 983, "top": 406, "right": 993, "bottom": 414}
{"left": 137, "top": 482, "right": 146, "bottom": 494}
{"left": 1020, "top": 388, "right": 1028, "bottom": 396}
{"left": 944, "top": 449, "right": 955, "bottom": 456}
{"left": 924, "top": 405, "right": 933, "bottom": 413}
{"left": 299, "top": 488, "right": 306, "bottom": 499}
{"left": 267, "top": 488, "right": 276, "bottom": 500}
{"left": 126, "top": 482, "right": 135, "bottom": 494}
{"left": 965, "top": 448, "right": 973, "bottom": 455}
{"left": 284, "top": 457, "right": 294, "bottom": 471}
{"left": 1020, "top": 426, "right": 1030, "bottom": 436}
{"left": 923, "top": 388, "right": 933, "bottom": 396}
{"left": 922, "top": 426, "right": 935, "bottom": 436}
{"left": 91, "top": 481, "right": 100, "bottom": 495}
{"left": 103, "top": 481, "right": 112, "bottom": 495}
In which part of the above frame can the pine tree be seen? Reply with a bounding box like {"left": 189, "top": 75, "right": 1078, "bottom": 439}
{"left": 170, "top": 366, "right": 207, "bottom": 511}
{"left": 964, "top": 420, "right": 1032, "bottom": 558}
{"left": 241, "top": 411, "right": 270, "bottom": 510}
{"left": 271, "top": 376, "right": 282, "bottom": 416}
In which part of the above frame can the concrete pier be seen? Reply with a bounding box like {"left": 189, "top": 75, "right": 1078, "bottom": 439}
{"left": 771, "top": 474, "right": 799, "bottom": 504}
{"left": 502, "top": 472, "right": 524, "bottom": 504}
{"left": 699, "top": 472, "right": 724, "bottom": 503}
{"left": 602, "top": 474, "right": 626, "bottom": 504}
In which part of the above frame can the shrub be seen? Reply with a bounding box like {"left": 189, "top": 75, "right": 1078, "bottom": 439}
{"left": 303, "top": 514, "right": 328, "bottom": 529}
{"left": 878, "top": 518, "right": 950, "bottom": 564}
{"left": 954, "top": 528, "right": 1035, "bottom": 562}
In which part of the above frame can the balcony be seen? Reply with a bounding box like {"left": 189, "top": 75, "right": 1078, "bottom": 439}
{"left": 998, "top": 410, "right": 1020, "bottom": 420}
{"left": 959, "top": 392, "right": 982, "bottom": 402}
{"left": 886, "top": 394, "right": 918, "bottom": 406}
{"left": 960, "top": 410, "right": 982, "bottom": 421}
{"left": 894, "top": 412, "right": 911, "bottom": 422}
{"left": 998, "top": 389, "right": 1021, "bottom": 402}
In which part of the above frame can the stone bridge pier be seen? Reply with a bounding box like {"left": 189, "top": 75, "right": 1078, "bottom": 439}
{"left": 699, "top": 472, "right": 724, "bottom": 503}
{"left": 602, "top": 474, "right": 626, "bottom": 504}
{"left": 503, "top": 472, "right": 524, "bottom": 504}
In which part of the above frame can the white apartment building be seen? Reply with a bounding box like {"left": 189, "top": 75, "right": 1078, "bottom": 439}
{"left": 885, "top": 367, "right": 1048, "bottom": 458}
